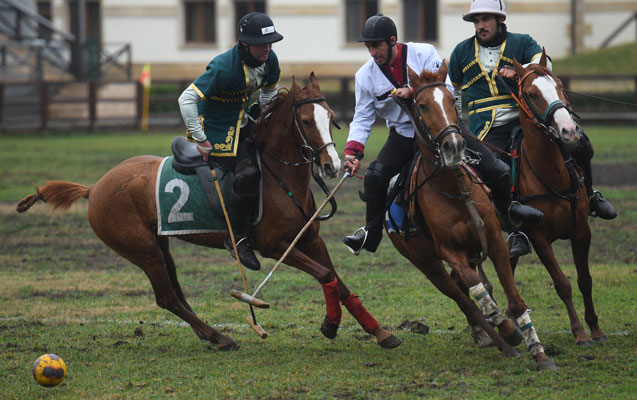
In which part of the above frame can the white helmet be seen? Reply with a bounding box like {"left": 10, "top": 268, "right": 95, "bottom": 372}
{"left": 462, "top": 0, "right": 507, "bottom": 22}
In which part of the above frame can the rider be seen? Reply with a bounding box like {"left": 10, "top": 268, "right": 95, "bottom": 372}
{"left": 178, "top": 12, "right": 283, "bottom": 270}
{"left": 342, "top": 14, "right": 542, "bottom": 255}
{"left": 448, "top": 0, "right": 617, "bottom": 256}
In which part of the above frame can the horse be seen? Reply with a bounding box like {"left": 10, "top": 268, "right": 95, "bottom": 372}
{"left": 16, "top": 73, "right": 401, "bottom": 351}
{"left": 503, "top": 51, "right": 607, "bottom": 345}
{"left": 384, "top": 62, "right": 556, "bottom": 370}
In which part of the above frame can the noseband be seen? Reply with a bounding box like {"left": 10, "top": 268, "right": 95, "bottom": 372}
{"left": 407, "top": 82, "right": 461, "bottom": 154}
{"left": 512, "top": 70, "right": 576, "bottom": 138}
{"left": 290, "top": 96, "right": 335, "bottom": 163}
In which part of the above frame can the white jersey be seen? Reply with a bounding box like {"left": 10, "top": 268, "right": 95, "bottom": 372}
{"left": 347, "top": 42, "right": 454, "bottom": 146}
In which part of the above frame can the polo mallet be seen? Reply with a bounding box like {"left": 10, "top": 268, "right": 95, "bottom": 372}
{"left": 210, "top": 168, "right": 267, "bottom": 339}
{"left": 231, "top": 167, "right": 355, "bottom": 308}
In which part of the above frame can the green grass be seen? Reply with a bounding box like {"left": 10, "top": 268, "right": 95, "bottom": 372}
{"left": 552, "top": 42, "right": 637, "bottom": 76}
{"left": 1, "top": 130, "right": 636, "bottom": 399}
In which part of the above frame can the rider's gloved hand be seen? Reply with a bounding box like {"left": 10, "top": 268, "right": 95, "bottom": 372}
{"left": 196, "top": 140, "right": 212, "bottom": 162}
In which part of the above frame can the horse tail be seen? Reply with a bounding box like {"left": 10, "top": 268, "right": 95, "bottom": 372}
{"left": 16, "top": 181, "right": 90, "bottom": 214}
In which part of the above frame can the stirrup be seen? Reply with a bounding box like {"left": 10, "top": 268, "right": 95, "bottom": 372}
{"left": 342, "top": 227, "right": 368, "bottom": 256}
{"left": 507, "top": 231, "right": 532, "bottom": 258}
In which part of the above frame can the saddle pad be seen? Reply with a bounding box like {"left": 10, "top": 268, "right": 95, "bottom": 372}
{"left": 385, "top": 202, "right": 417, "bottom": 234}
{"left": 156, "top": 157, "right": 227, "bottom": 235}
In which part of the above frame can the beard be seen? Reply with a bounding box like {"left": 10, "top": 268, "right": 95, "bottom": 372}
{"left": 476, "top": 23, "right": 508, "bottom": 47}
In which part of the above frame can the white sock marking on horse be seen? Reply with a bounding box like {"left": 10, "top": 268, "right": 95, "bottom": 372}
{"left": 469, "top": 282, "right": 506, "bottom": 326}
{"left": 313, "top": 104, "right": 341, "bottom": 172}
{"left": 516, "top": 309, "right": 545, "bottom": 356}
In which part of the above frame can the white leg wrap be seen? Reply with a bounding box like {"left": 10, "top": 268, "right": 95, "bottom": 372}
{"left": 469, "top": 283, "right": 506, "bottom": 326}
{"left": 516, "top": 309, "right": 544, "bottom": 356}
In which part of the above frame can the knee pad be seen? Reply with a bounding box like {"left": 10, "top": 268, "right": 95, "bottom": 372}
{"left": 364, "top": 160, "right": 389, "bottom": 195}
{"left": 233, "top": 159, "right": 261, "bottom": 198}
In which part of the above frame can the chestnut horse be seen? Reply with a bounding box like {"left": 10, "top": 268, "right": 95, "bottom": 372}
{"left": 385, "top": 63, "right": 556, "bottom": 370}
{"left": 506, "top": 52, "right": 607, "bottom": 345}
{"left": 17, "top": 73, "right": 401, "bottom": 351}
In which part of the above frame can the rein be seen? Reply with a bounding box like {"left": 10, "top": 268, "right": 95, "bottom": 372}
{"left": 256, "top": 95, "right": 338, "bottom": 222}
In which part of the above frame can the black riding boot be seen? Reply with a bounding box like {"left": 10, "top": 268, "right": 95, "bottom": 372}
{"left": 223, "top": 158, "right": 261, "bottom": 270}
{"left": 224, "top": 197, "right": 260, "bottom": 271}
{"left": 484, "top": 159, "right": 543, "bottom": 257}
{"left": 577, "top": 155, "right": 617, "bottom": 220}
{"left": 342, "top": 193, "right": 385, "bottom": 255}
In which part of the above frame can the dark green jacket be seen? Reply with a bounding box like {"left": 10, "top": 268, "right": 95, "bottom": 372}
{"left": 191, "top": 45, "right": 280, "bottom": 156}
{"left": 449, "top": 33, "right": 542, "bottom": 140}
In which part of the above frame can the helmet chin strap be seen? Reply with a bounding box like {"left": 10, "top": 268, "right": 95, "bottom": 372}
{"left": 239, "top": 43, "right": 265, "bottom": 68}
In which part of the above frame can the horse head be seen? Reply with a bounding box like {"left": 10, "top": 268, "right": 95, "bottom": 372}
{"left": 289, "top": 73, "right": 341, "bottom": 178}
{"left": 407, "top": 62, "right": 465, "bottom": 167}
{"left": 512, "top": 49, "right": 580, "bottom": 145}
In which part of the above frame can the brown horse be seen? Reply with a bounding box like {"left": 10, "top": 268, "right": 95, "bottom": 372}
{"left": 385, "top": 63, "right": 556, "bottom": 370}
{"left": 506, "top": 51, "right": 607, "bottom": 345}
{"left": 17, "top": 73, "right": 401, "bottom": 351}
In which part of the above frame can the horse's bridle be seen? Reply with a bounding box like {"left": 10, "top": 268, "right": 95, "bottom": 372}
{"left": 404, "top": 82, "right": 462, "bottom": 158}
{"left": 510, "top": 70, "right": 577, "bottom": 140}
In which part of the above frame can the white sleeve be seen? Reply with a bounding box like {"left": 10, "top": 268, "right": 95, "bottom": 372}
{"left": 526, "top": 54, "right": 553, "bottom": 71}
{"left": 347, "top": 77, "right": 376, "bottom": 146}
{"left": 178, "top": 85, "right": 206, "bottom": 142}
{"left": 259, "top": 84, "right": 279, "bottom": 105}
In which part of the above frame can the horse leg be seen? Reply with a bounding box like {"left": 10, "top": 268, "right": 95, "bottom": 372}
{"left": 530, "top": 233, "right": 593, "bottom": 345}
{"left": 158, "top": 237, "right": 194, "bottom": 313}
{"left": 92, "top": 224, "right": 237, "bottom": 350}
{"left": 488, "top": 232, "right": 556, "bottom": 370}
{"left": 266, "top": 237, "right": 400, "bottom": 349}
{"left": 414, "top": 259, "right": 519, "bottom": 357}
{"left": 571, "top": 225, "right": 607, "bottom": 342}
{"left": 451, "top": 266, "right": 496, "bottom": 348}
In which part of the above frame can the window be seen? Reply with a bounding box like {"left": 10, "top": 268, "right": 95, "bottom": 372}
{"left": 403, "top": 0, "right": 438, "bottom": 43}
{"left": 184, "top": 0, "right": 216, "bottom": 44}
{"left": 345, "top": 0, "right": 378, "bottom": 43}
{"left": 36, "top": 0, "right": 52, "bottom": 40}
{"left": 234, "top": 1, "right": 266, "bottom": 41}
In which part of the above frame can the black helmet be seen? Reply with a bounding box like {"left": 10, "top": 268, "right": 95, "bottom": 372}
{"left": 357, "top": 14, "right": 397, "bottom": 42}
{"left": 238, "top": 12, "right": 283, "bottom": 45}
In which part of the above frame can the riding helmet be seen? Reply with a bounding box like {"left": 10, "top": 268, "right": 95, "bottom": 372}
{"left": 462, "top": 0, "right": 507, "bottom": 22}
{"left": 357, "top": 14, "right": 397, "bottom": 42}
{"left": 238, "top": 12, "right": 283, "bottom": 44}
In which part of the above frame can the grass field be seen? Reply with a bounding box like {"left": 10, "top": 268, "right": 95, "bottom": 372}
{"left": 1, "top": 128, "right": 636, "bottom": 399}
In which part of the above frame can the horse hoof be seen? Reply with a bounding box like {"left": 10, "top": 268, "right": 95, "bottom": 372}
{"left": 503, "top": 346, "right": 522, "bottom": 358}
{"left": 536, "top": 361, "right": 558, "bottom": 371}
{"left": 576, "top": 339, "right": 594, "bottom": 347}
{"left": 593, "top": 335, "right": 609, "bottom": 343}
{"left": 379, "top": 334, "right": 402, "bottom": 349}
{"left": 218, "top": 341, "right": 239, "bottom": 351}
{"left": 503, "top": 327, "right": 524, "bottom": 347}
{"left": 320, "top": 316, "right": 339, "bottom": 340}
{"left": 470, "top": 325, "right": 495, "bottom": 348}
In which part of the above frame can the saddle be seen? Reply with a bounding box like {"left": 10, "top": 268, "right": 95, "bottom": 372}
{"left": 170, "top": 136, "right": 262, "bottom": 226}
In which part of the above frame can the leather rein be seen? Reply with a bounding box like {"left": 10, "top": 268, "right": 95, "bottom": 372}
{"left": 255, "top": 95, "right": 338, "bottom": 222}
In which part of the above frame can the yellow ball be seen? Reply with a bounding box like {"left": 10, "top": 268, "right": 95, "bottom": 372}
{"left": 32, "top": 353, "right": 67, "bottom": 387}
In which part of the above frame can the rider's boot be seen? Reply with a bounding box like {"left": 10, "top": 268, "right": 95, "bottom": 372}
{"left": 571, "top": 131, "right": 617, "bottom": 219}
{"left": 224, "top": 159, "right": 261, "bottom": 270}
{"left": 485, "top": 159, "right": 542, "bottom": 257}
{"left": 343, "top": 161, "right": 387, "bottom": 255}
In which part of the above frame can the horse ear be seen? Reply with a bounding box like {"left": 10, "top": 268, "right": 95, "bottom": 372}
{"left": 539, "top": 47, "right": 548, "bottom": 68}
{"left": 512, "top": 57, "right": 526, "bottom": 77}
{"left": 291, "top": 76, "right": 300, "bottom": 92}
{"left": 309, "top": 72, "right": 320, "bottom": 90}
{"left": 437, "top": 60, "right": 449, "bottom": 83}
{"left": 407, "top": 65, "right": 420, "bottom": 88}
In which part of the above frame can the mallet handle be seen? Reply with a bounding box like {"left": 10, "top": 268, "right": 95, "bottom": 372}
{"left": 251, "top": 171, "right": 351, "bottom": 298}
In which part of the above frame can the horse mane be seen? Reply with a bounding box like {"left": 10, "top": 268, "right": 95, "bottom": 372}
{"left": 251, "top": 88, "right": 292, "bottom": 143}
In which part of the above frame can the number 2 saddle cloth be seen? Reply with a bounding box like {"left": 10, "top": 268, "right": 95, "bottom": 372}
{"left": 155, "top": 137, "right": 263, "bottom": 235}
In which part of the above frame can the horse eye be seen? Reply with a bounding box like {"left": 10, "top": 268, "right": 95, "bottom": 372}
{"left": 528, "top": 92, "right": 538, "bottom": 100}
{"left": 418, "top": 104, "right": 428, "bottom": 112}
{"left": 302, "top": 119, "right": 313, "bottom": 127}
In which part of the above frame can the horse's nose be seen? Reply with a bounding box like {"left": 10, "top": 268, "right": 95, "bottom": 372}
{"left": 323, "top": 163, "right": 337, "bottom": 178}
{"left": 441, "top": 136, "right": 465, "bottom": 166}
{"left": 561, "top": 121, "right": 580, "bottom": 144}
